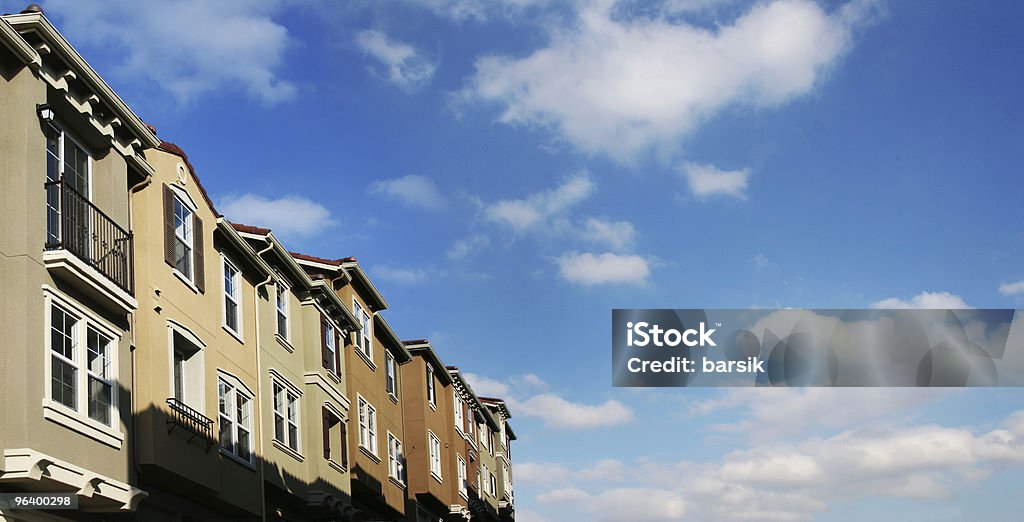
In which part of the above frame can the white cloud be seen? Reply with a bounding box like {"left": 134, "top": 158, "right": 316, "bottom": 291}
{"left": 369, "top": 174, "right": 446, "bottom": 210}
{"left": 466, "top": 0, "right": 880, "bottom": 160}
{"left": 405, "top": 0, "right": 550, "bottom": 22}
{"left": 355, "top": 30, "right": 436, "bottom": 90}
{"left": 751, "top": 253, "right": 773, "bottom": 268}
{"left": 447, "top": 234, "right": 491, "bottom": 259}
{"left": 47, "top": 0, "right": 296, "bottom": 105}
{"left": 510, "top": 393, "right": 634, "bottom": 429}
{"left": 999, "top": 280, "right": 1024, "bottom": 296}
{"left": 371, "top": 265, "right": 427, "bottom": 285}
{"left": 533, "top": 409, "right": 1024, "bottom": 521}
{"left": 580, "top": 217, "right": 637, "bottom": 251}
{"left": 689, "top": 388, "right": 949, "bottom": 441}
{"left": 463, "top": 372, "right": 511, "bottom": 397}
{"left": 871, "top": 291, "right": 972, "bottom": 309}
{"left": 484, "top": 172, "right": 595, "bottom": 232}
{"left": 219, "top": 194, "right": 337, "bottom": 238}
{"left": 556, "top": 252, "right": 650, "bottom": 286}
{"left": 683, "top": 163, "right": 752, "bottom": 199}
{"left": 539, "top": 487, "right": 687, "bottom": 521}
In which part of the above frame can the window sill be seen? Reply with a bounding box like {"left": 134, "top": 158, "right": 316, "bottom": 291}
{"left": 388, "top": 393, "right": 399, "bottom": 405}
{"left": 219, "top": 447, "right": 256, "bottom": 470}
{"left": 355, "top": 349, "right": 376, "bottom": 371}
{"left": 172, "top": 268, "right": 200, "bottom": 294}
{"left": 459, "top": 491, "right": 469, "bottom": 502}
{"left": 275, "top": 333, "right": 294, "bottom": 353}
{"left": 429, "top": 401, "right": 437, "bottom": 412}
{"left": 222, "top": 324, "right": 245, "bottom": 345}
{"left": 359, "top": 445, "right": 381, "bottom": 464}
{"left": 42, "top": 399, "right": 124, "bottom": 450}
{"left": 431, "top": 471, "right": 443, "bottom": 485}
{"left": 272, "top": 439, "right": 304, "bottom": 463}
{"left": 388, "top": 476, "right": 407, "bottom": 490}
{"left": 327, "top": 459, "right": 348, "bottom": 474}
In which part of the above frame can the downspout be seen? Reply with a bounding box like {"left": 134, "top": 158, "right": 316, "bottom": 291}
{"left": 127, "top": 175, "right": 152, "bottom": 485}
{"left": 253, "top": 240, "right": 274, "bottom": 522}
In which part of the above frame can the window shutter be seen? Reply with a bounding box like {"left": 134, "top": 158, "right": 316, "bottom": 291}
{"left": 321, "top": 316, "right": 331, "bottom": 370}
{"left": 322, "top": 407, "right": 332, "bottom": 460}
{"left": 163, "top": 185, "right": 175, "bottom": 267}
{"left": 340, "top": 421, "right": 349, "bottom": 469}
{"left": 192, "top": 215, "right": 205, "bottom": 292}
{"left": 335, "top": 331, "right": 343, "bottom": 375}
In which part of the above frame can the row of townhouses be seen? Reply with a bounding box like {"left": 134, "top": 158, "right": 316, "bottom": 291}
{"left": 0, "top": 6, "right": 515, "bottom": 522}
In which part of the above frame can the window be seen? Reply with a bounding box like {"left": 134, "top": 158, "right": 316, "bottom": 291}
{"left": 457, "top": 454, "right": 468, "bottom": 498}
{"left": 173, "top": 197, "right": 193, "bottom": 279}
{"left": 322, "top": 407, "right": 348, "bottom": 469}
{"left": 170, "top": 325, "right": 204, "bottom": 409}
{"left": 321, "top": 317, "right": 338, "bottom": 375}
{"left": 466, "top": 409, "right": 474, "bottom": 438}
{"left": 275, "top": 282, "right": 289, "bottom": 340}
{"left": 48, "top": 302, "right": 117, "bottom": 426}
{"left": 357, "top": 396, "right": 377, "bottom": 455}
{"left": 488, "top": 430, "right": 495, "bottom": 456}
{"left": 428, "top": 431, "right": 442, "bottom": 479}
{"left": 480, "top": 463, "right": 489, "bottom": 496}
{"left": 426, "top": 365, "right": 436, "bottom": 407}
{"left": 503, "top": 464, "right": 512, "bottom": 495}
{"left": 490, "top": 473, "right": 497, "bottom": 497}
{"left": 480, "top": 423, "right": 488, "bottom": 449}
{"left": 273, "top": 381, "right": 300, "bottom": 452}
{"left": 388, "top": 434, "right": 405, "bottom": 483}
{"left": 218, "top": 377, "right": 252, "bottom": 463}
{"left": 385, "top": 352, "right": 397, "bottom": 397}
{"left": 354, "top": 300, "right": 372, "bottom": 360}
{"left": 45, "top": 126, "right": 90, "bottom": 248}
{"left": 453, "top": 391, "right": 464, "bottom": 432}
{"left": 222, "top": 256, "right": 241, "bottom": 335}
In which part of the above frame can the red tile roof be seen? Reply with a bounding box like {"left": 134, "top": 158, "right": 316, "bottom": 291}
{"left": 231, "top": 223, "right": 271, "bottom": 235}
{"left": 289, "top": 252, "right": 356, "bottom": 266}
{"left": 157, "top": 141, "right": 220, "bottom": 217}
{"left": 403, "top": 339, "right": 430, "bottom": 346}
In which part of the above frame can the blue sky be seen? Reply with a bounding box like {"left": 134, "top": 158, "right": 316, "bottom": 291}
{"left": 14, "top": 0, "right": 1024, "bottom": 519}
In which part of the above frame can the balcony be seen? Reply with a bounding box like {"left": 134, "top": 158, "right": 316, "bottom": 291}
{"left": 165, "top": 398, "right": 215, "bottom": 451}
{"left": 43, "top": 178, "right": 137, "bottom": 313}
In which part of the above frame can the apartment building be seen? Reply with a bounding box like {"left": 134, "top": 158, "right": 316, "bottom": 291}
{"left": 480, "top": 399, "right": 516, "bottom": 522}
{"left": 0, "top": 6, "right": 158, "bottom": 519}
{"left": 292, "top": 255, "right": 414, "bottom": 521}
{"left": 232, "top": 224, "right": 360, "bottom": 520}
{"left": 447, "top": 368, "right": 502, "bottom": 522}
{"left": 399, "top": 340, "right": 457, "bottom": 522}
{"left": 0, "top": 5, "right": 517, "bottom": 522}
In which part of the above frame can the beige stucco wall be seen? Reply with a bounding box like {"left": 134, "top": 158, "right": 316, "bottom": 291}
{"left": 131, "top": 147, "right": 262, "bottom": 517}
{"left": 0, "top": 41, "right": 134, "bottom": 491}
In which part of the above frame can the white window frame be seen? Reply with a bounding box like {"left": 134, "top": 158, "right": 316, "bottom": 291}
{"left": 221, "top": 254, "right": 242, "bottom": 338}
{"left": 490, "top": 472, "right": 497, "bottom": 497}
{"left": 354, "top": 300, "right": 372, "bottom": 361}
{"left": 42, "top": 289, "right": 123, "bottom": 449}
{"left": 385, "top": 351, "right": 397, "bottom": 399}
{"left": 167, "top": 319, "right": 206, "bottom": 412}
{"left": 503, "top": 463, "right": 512, "bottom": 495}
{"left": 324, "top": 320, "right": 338, "bottom": 376}
{"left": 387, "top": 432, "right": 405, "bottom": 483}
{"left": 453, "top": 391, "right": 464, "bottom": 433}
{"left": 480, "top": 462, "right": 489, "bottom": 496}
{"left": 275, "top": 280, "right": 289, "bottom": 341}
{"left": 272, "top": 378, "right": 301, "bottom": 454}
{"left": 457, "top": 454, "right": 468, "bottom": 499}
{"left": 426, "top": 365, "right": 436, "bottom": 408}
{"left": 357, "top": 395, "right": 378, "bottom": 456}
{"left": 172, "top": 193, "right": 194, "bottom": 282}
{"left": 45, "top": 125, "right": 92, "bottom": 246}
{"left": 218, "top": 373, "right": 254, "bottom": 465}
{"left": 428, "top": 430, "right": 442, "bottom": 480}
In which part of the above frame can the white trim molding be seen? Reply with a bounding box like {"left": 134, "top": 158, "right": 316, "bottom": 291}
{"left": 0, "top": 448, "right": 147, "bottom": 511}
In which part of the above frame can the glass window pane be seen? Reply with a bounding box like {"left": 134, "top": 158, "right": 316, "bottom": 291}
{"left": 88, "top": 377, "right": 112, "bottom": 425}
{"left": 51, "top": 356, "right": 77, "bottom": 409}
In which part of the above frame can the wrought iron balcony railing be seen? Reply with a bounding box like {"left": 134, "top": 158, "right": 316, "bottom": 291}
{"left": 44, "top": 178, "right": 134, "bottom": 294}
{"left": 166, "top": 397, "right": 215, "bottom": 451}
